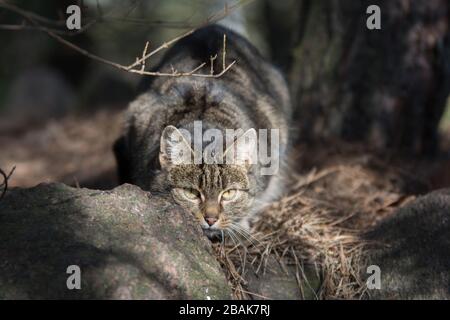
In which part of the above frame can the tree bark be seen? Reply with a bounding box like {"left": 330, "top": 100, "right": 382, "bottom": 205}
{"left": 264, "top": 0, "right": 450, "bottom": 155}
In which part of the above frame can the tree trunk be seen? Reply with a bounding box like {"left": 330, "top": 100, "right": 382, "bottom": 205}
{"left": 263, "top": 0, "right": 450, "bottom": 155}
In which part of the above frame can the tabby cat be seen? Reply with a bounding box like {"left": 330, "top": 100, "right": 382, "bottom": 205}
{"left": 114, "top": 25, "right": 291, "bottom": 241}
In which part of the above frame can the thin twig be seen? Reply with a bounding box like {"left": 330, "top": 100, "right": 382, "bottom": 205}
{"left": 0, "top": 0, "right": 248, "bottom": 78}
{"left": 0, "top": 166, "right": 16, "bottom": 201}
{"left": 0, "top": 0, "right": 123, "bottom": 36}
{"left": 140, "top": 41, "right": 149, "bottom": 72}
{"left": 210, "top": 54, "right": 217, "bottom": 75}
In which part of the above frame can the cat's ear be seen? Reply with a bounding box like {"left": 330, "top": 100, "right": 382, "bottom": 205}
{"left": 159, "top": 125, "right": 193, "bottom": 170}
{"left": 223, "top": 128, "right": 257, "bottom": 169}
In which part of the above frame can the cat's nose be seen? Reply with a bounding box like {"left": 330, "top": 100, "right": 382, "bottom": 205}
{"left": 205, "top": 217, "right": 217, "bottom": 226}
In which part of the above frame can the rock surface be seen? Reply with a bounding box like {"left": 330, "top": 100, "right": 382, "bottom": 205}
{"left": 364, "top": 189, "right": 450, "bottom": 299}
{"left": 0, "top": 183, "right": 231, "bottom": 299}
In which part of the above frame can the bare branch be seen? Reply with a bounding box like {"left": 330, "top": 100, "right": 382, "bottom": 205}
{"left": 0, "top": 0, "right": 250, "bottom": 78}
{"left": 0, "top": 0, "right": 155, "bottom": 36}
{"left": 0, "top": 0, "right": 120, "bottom": 36}
{"left": 126, "top": 28, "right": 196, "bottom": 70}
{"left": 210, "top": 54, "right": 218, "bottom": 75}
{"left": 0, "top": 22, "right": 96, "bottom": 35}
{"left": 0, "top": 166, "right": 15, "bottom": 201}
{"left": 0, "top": 16, "right": 198, "bottom": 32}
{"left": 140, "top": 41, "right": 149, "bottom": 72}
{"left": 128, "top": 0, "right": 252, "bottom": 69}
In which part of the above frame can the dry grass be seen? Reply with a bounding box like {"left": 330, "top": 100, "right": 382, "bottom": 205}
{"left": 215, "top": 163, "right": 416, "bottom": 300}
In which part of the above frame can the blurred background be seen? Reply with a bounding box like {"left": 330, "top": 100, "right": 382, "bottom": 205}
{"left": 0, "top": 0, "right": 449, "bottom": 192}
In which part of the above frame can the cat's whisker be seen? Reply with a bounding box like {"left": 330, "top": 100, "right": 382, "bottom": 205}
{"left": 227, "top": 229, "right": 249, "bottom": 277}
{"left": 226, "top": 228, "right": 244, "bottom": 250}
{"left": 225, "top": 229, "right": 237, "bottom": 246}
{"left": 230, "top": 227, "right": 263, "bottom": 255}
{"left": 228, "top": 228, "right": 251, "bottom": 254}
{"left": 220, "top": 219, "right": 240, "bottom": 246}
{"left": 228, "top": 224, "right": 252, "bottom": 243}
{"left": 229, "top": 223, "right": 259, "bottom": 248}
{"left": 230, "top": 222, "right": 261, "bottom": 245}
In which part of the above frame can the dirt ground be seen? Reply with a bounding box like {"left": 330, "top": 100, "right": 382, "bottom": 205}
{"left": 0, "top": 110, "right": 123, "bottom": 190}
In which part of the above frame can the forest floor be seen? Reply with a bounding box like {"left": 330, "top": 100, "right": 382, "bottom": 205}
{"left": 1, "top": 109, "right": 450, "bottom": 299}
{"left": 0, "top": 110, "right": 122, "bottom": 190}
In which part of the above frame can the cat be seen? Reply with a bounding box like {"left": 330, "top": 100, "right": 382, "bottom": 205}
{"left": 114, "top": 25, "right": 291, "bottom": 241}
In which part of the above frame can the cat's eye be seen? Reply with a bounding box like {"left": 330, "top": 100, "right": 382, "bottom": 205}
{"left": 180, "top": 188, "right": 201, "bottom": 201}
{"left": 221, "top": 189, "right": 239, "bottom": 202}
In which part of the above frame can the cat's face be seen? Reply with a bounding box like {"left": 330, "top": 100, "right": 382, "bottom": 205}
{"left": 168, "top": 164, "right": 253, "bottom": 240}
{"left": 159, "top": 125, "right": 256, "bottom": 241}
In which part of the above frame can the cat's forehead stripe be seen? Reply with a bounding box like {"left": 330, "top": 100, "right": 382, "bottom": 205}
{"left": 200, "top": 165, "right": 223, "bottom": 194}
